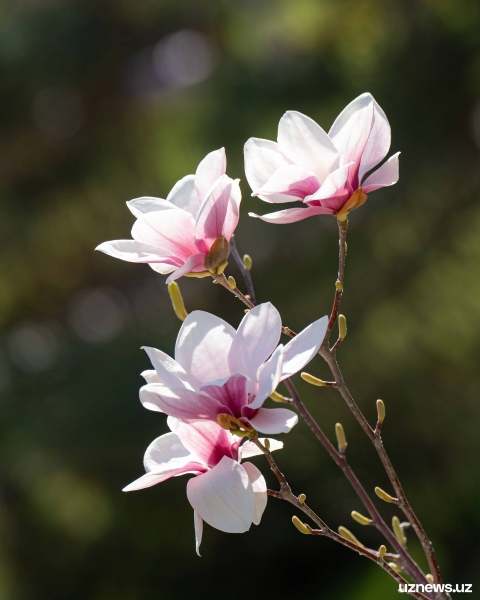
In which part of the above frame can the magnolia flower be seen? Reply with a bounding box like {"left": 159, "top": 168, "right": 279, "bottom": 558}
{"left": 123, "top": 416, "right": 283, "bottom": 554}
{"left": 139, "top": 302, "right": 328, "bottom": 435}
{"left": 245, "top": 93, "right": 400, "bottom": 224}
{"left": 96, "top": 148, "right": 241, "bottom": 282}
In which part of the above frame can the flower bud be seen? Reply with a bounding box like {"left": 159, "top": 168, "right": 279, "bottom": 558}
{"left": 292, "top": 516, "right": 311, "bottom": 535}
{"left": 338, "top": 526, "right": 364, "bottom": 547}
{"left": 269, "top": 391, "right": 285, "bottom": 403}
{"left": 392, "top": 516, "right": 407, "bottom": 546}
{"left": 228, "top": 276, "right": 236, "bottom": 289}
{"left": 263, "top": 438, "right": 270, "bottom": 451}
{"left": 351, "top": 511, "right": 372, "bottom": 526}
{"left": 375, "top": 487, "right": 396, "bottom": 503}
{"left": 338, "top": 314, "right": 347, "bottom": 340}
{"left": 298, "top": 494, "right": 306, "bottom": 505}
{"left": 426, "top": 575, "right": 434, "bottom": 583}
{"left": 378, "top": 545, "right": 387, "bottom": 559}
{"left": 205, "top": 235, "right": 230, "bottom": 270}
{"left": 335, "top": 279, "right": 343, "bottom": 291}
{"left": 376, "top": 399, "right": 386, "bottom": 424}
{"left": 388, "top": 562, "right": 402, "bottom": 573}
{"left": 168, "top": 282, "right": 188, "bottom": 322}
{"left": 301, "top": 372, "right": 325, "bottom": 386}
{"left": 243, "top": 254, "right": 253, "bottom": 270}
{"left": 335, "top": 422, "right": 347, "bottom": 452}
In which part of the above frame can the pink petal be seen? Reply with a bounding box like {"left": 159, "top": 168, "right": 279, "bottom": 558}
{"left": 244, "top": 137, "right": 294, "bottom": 202}
{"left": 254, "top": 165, "right": 321, "bottom": 200}
{"left": 127, "top": 197, "right": 176, "bottom": 218}
{"left": 362, "top": 152, "right": 400, "bottom": 193}
{"left": 132, "top": 209, "right": 197, "bottom": 259}
{"left": 122, "top": 463, "right": 203, "bottom": 492}
{"left": 281, "top": 316, "right": 328, "bottom": 380}
{"left": 221, "top": 178, "right": 241, "bottom": 241}
{"left": 249, "top": 205, "right": 333, "bottom": 224}
{"left": 195, "top": 148, "right": 227, "bottom": 203}
{"left": 95, "top": 240, "right": 176, "bottom": 263}
{"left": 242, "top": 462, "right": 267, "bottom": 525}
{"left": 194, "top": 511, "right": 203, "bottom": 556}
{"left": 166, "top": 175, "right": 199, "bottom": 217}
{"left": 240, "top": 438, "right": 283, "bottom": 460}
{"left": 194, "top": 174, "right": 233, "bottom": 251}
{"left": 228, "top": 303, "right": 281, "bottom": 384}
{"left": 200, "top": 373, "right": 248, "bottom": 417}
{"left": 250, "top": 345, "right": 284, "bottom": 409}
{"left": 278, "top": 110, "right": 339, "bottom": 182}
{"left": 175, "top": 311, "right": 236, "bottom": 386}
{"left": 139, "top": 383, "right": 225, "bottom": 420}
{"left": 142, "top": 346, "right": 195, "bottom": 389}
{"left": 358, "top": 99, "right": 392, "bottom": 181}
{"left": 306, "top": 163, "right": 353, "bottom": 203}
{"left": 186, "top": 456, "right": 254, "bottom": 533}
{"left": 248, "top": 407, "right": 298, "bottom": 434}
{"left": 168, "top": 417, "right": 237, "bottom": 467}
{"left": 165, "top": 253, "right": 206, "bottom": 284}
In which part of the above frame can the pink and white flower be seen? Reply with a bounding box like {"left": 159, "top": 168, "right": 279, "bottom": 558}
{"left": 139, "top": 302, "right": 328, "bottom": 435}
{"left": 245, "top": 93, "right": 400, "bottom": 224}
{"left": 96, "top": 148, "right": 241, "bottom": 282}
{"left": 123, "top": 416, "right": 283, "bottom": 554}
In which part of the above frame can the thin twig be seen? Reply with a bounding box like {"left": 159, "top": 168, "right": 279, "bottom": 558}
{"left": 229, "top": 235, "right": 256, "bottom": 303}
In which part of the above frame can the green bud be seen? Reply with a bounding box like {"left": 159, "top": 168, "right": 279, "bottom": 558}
{"left": 228, "top": 276, "right": 236, "bottom": 289}
{"left": 292, "top": 516, "right": 311, "bottom": 535}
{"left": 392, "top": 516, "right": 407, "bottom": 546}
{"left": 351, "top": 511, "right": 372, "bottom": 526}
{"left": 426, "top": 575, "right": 434, "bottom": 583}
{"left": 168, "top": 282, "right": 188, "bottom": 322}
{"left": 301, "top": 372, "right": 325, "bottom": 386}
{"left": 298, "top": 494, "right": 306, "bottom": 505}
{"left": 269, "top": 391, "right": 285, "bottom": 403}
{"left": 388, "top": 562, "right": 402, "bottom": 573}
{"left": 376, "top": 399, "right": 386, "bottom": 424}
{"left": 375, "top": 487, "right": 396, "bottom": 503}
{"left": 335, "top": 423, "right": 347, "bottom": 452}
{"left": 263, "top": 438, "right": 270, "bottom": 451}
{"left": 378, "top": 545, "right": 387, "bottom": 559}
{"left": 338, "top": 314, "right": 347, "bottom": 340}
{"left": 335, "top": 279, "right": 343, "bottom": 291}
{"left": 338, "top": 526, "right": 364, "bottom": 547}
{"left": 243, "top": 254, "right": 252, "bottom": 270}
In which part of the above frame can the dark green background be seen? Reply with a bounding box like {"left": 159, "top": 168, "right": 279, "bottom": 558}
{"left": 1, "top": 0, "right": 479, "bottom": 598}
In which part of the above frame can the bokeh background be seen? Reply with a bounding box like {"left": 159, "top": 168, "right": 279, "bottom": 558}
{"left": 1, "top": 0, "right": 480, "bottom": 598}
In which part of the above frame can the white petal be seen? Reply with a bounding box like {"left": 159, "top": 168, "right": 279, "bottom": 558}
{"left": 139, "top": 384, "right": 224, "bottom": 420}
{"left": 240, "top": 438, "right": 283, "bottom": 459}
{"left": 249, "top": 205, "right": 333, "bottom": 224}
{"left": 359, "top": 99, "right": 391, "bottom": 181}
{"left": 249, "top": 407, "right": 298, "bottom": 434}
{"left": 278, "top": 111, "right": 339, "bottom": 182}
{"left": 242, "top": 462, "right": 267, "bottom": 525}
{"left": 362, "top": 152, "right": 400, "bottom": 193}
{"left": 194, "top": 511, "right": 203, "bottom": 556}
{"left": 149, "top": 263, "right": 178, "bottom": 275}
{"left": 175, "top": 311, "right": 236, "bottom": 387}
{"left": 142, "top": 346, "right": 195, "bottom": 389}
{"left": 195, "top": 148, "right": 227, "bottom": 203}
{"left": 143, "top": 432, "right": 193, "bottom": 473}
{"left": 166, "top": 175, "right": 199, "bottom": 217}
{"left": 95, "top": 240, "right": 174, "bottom": 263}
{"left": 306, "top": 163, "right": 353, "bottom": 202}
{"left": 281, "top": 316, "right": 328, "bottom": 380}
{"left": 250, "top": 345, "right": 284, "bottom": 409}
{"left": 228, "top": 303, "right": 282, "bottom": 384}
{"left": 127, "top": 197, "right": 177, "bottom": 218}
{"left": 186, "top": 456, "right": 254, "bottom": 533}
{"left": 141, "top": 369, "right": 161, "bottom": 383}
{"left": 244, "top": 137, "right": 293, "bottom": 201}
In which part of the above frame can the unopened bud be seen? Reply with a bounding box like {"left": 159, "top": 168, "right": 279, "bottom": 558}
{"left": 351, "top": 511, "right": 372, "bottom": 526}
{"left": 205, "top": 235, "right": 230, "bottom": 270}
{"left": 376, "top": 399, "right": 386, "bottom": 424}
{"left": 243, "top": 254, "right": 252, "bottom": 270}
{"left": 298, "top": 494, "right": 306, "bottom": 505}
{"left": 263, "top": 438, "right": 270, "bottom": 451}
{"left": 392, "top": 516, "right": 407, "bottom": 546}
{"left": 335, "top": 423, "right": 347, "bottom": 452}
{"left": 283, "top": 326, "right": 291, "bottom": 335}
{"left": 245, "top": 294, "right": 251, "bottom": 300}
{"left": 301, "top": 372, "right": 325, "bottom": 386}
{"left": 378, "top": 545, "right": 387, "bottom": 559}
{"left": 292, "top": 516, "right": 311, "bottom": 535}
{"left": 375, "top": 487, "right": 396, "bottom": 503}
{"left": 217, "top": 261, "right": 228, "bottom": 275}
{"left": 270, "top": 391, "right": 285, "bottom": 403}
{"left": 228, "top": 276, "right": 236, "bottom": 289}
{"left": 338, "top": 314, "right": 347, "bottom": 340}
{"left": 168, "top": 282, "right": 188, "bottom": 322}
{"left": 335, "top": 279, "right": 343, "bottom": 291}
{"left": 338, "top": 526, "right": 364, "bottom": 547}
{"left": 426, "top": 574, "right": 434, "bottom": 583}
{"left": 388, "top": 562, "right": 402, "bottom": 573}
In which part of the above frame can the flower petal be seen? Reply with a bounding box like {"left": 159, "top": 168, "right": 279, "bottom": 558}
{"left": 250, "top": 345, "right": 284, "bottom": 409}
{"left": 166, "top": 175, "right": 199, "bottom": 217}
{"left": 149, "top": 262, "right": 179, "bottom": 275}
{"left": 95, "top": 240, "right": 175, "bottom": 263}
{"left": 186, "top": 456, "right": 254, "bottom": 533}
{"left": 142, "top": 346, "right": 195, "bottom": 389}
{"left": 200, "top": 373, "right": 248, "bottom": 417}
{"left": 195, "top": 148, "right": 227, "bottom": 203}
{"left": 362, "top": 152, "right": 400, "bottom": 193}
{"left": 165, "top": 253, "right": 206, "bottom": 284}
{"left": 306, "top": 163, "right": 353, "bottom": 203}
{"left": 253, "top": 165, "right": 320, "bottom": 200}
{"left": 248, "top": 407, "right": 298, "bottom": 434}
{"left": 242, "top": 462, "right": 267, "bottom": 525}
{"left": 127, "top": 197, "right": 177, "bottom": 218}
{"left": 358, "top": 99, "right": 392, "bottom": 182}
{"left": 281, "top": 316, "right": 328, "bottom": 380}
{"left": 139, "top": 383, "right": 225, "bottom": 419}
{"left": 194, "top": 511, "right": 203, "bottom": 556}
{"left": 244, "top": 137, "right": 294, "bottom": 202}
{"left": 143, "top": 431, "right": 194, "bottom": 473}
{"left": 132, "top": 209, "right": 197, "bottom": 259}
{"left": 194, "top": 174, "right": 233, "bottom": 251}
{"left": 141, "top": 369, "right": 161, "bottom": 383}
{"left": 175, "top": 311, "right": 236, "bottom": 386}
{"left": 228, "top": 303, "right": 282, "bottom": 383}
{"left": 222, "top": 178, "right": 241, "bottom": 241}
{"left": 122, "top": 463, "right": 203, "bottom": 492}
{"left": 240, "top": 438, "right": 283, "bottom": 459}
{"left": 278, "top": 111, "right": 339, "bottom": 182}
{"left": 249, "top": 205, "right": 333, "bottom": 224}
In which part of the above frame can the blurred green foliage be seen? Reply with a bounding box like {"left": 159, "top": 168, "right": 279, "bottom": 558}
{"left": 1, "top": 0, "right": 480, "bottom": 598}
